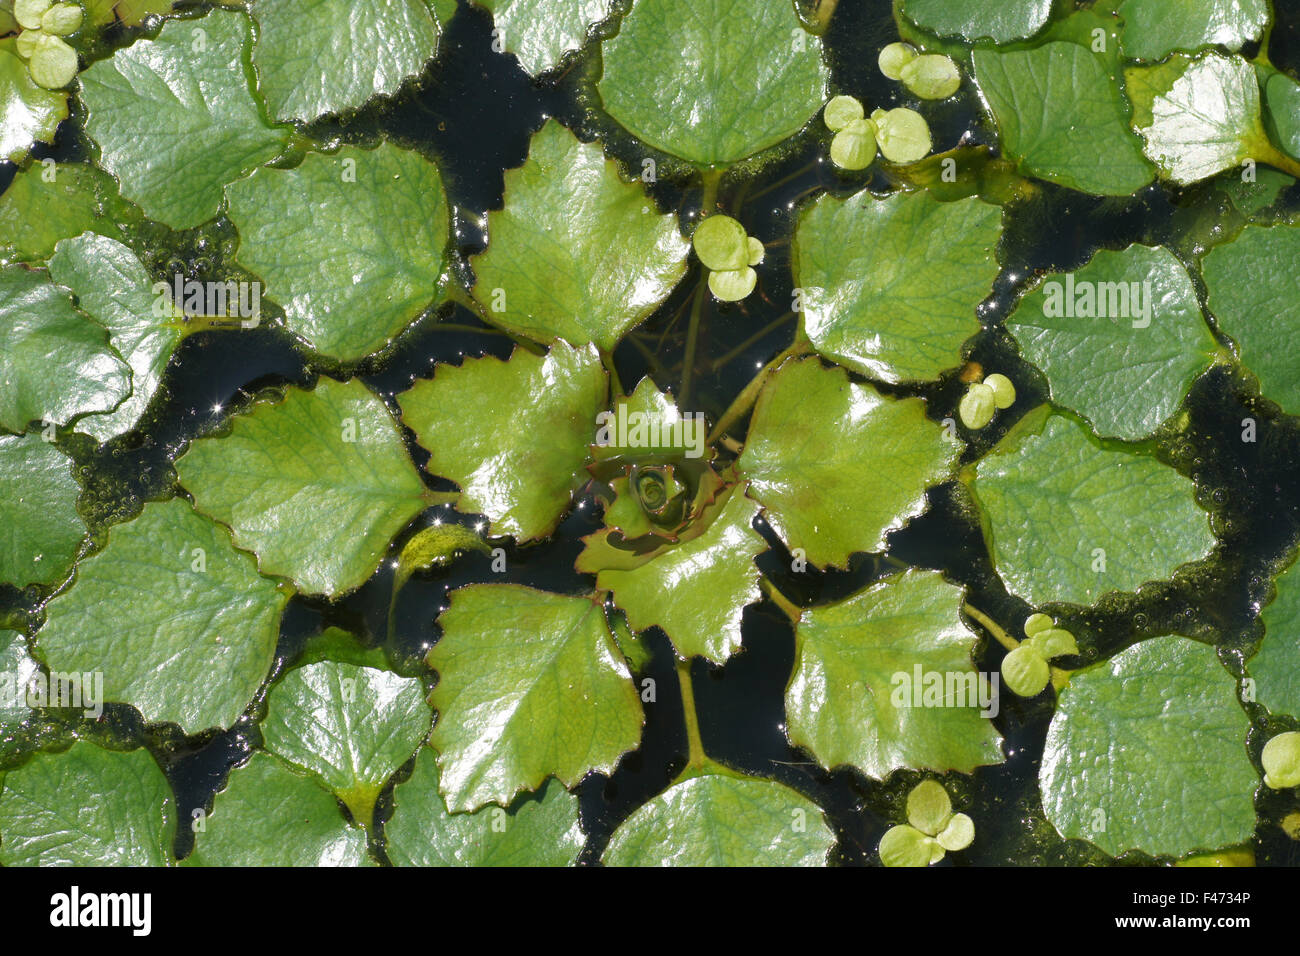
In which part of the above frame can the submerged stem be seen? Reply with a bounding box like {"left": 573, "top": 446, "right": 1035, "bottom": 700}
{"left": 676, "top": 658, "right": 706, "bottom": 769}
{"left": 962, "top": 604, "right": 1019, "bottom": 653}
{"left": 706, "top": 337, "right": 810, "bottom": 445}
{"left": 761, "top": 577, "right": 804, "bottom": 624}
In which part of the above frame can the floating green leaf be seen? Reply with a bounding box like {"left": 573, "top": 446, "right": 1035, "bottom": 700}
{"left": 598, "top": 0, "right": 829, "bottom": 166}
{"left": 428, "top": 584, "right": 643, "bottom": 812}
{"left": 386, "top": 746, "right": 584, "bottom": 866}
{"left": 1006, "top": 244, "right": 1222, "bottom": 440}
{"left": 1040, "top": 636, "right": 1256, "bottom": 857}
{"left": 1263, "top": 69, "right": 1300, "bottom": 161}
{"left": 392, "top": 524, "right": 491, "bottom": 595}
{"left": 0, "top": 630, "right": 38, "bottom": 728}
{"left": 1118, "top": 0, "right": 1269, "bottom": 61}
{"left": 794, "top": 190, "right": 1000, "bottom": 384}
{"left": 0, "top": 741, "right": 174, "bottom": 866}
{"left": 469, "top": 120, "right": 688, "bottom": 351}
{"left": 1217, "top": 166, "right": 1293, "bottom": 218}
{"left": 478, "top": 0, "right": 612, "bottom": 76}
{"left": 48, "top": 234, "right": 186, "bottom": 443}
{"left": 899, "top": 0, "right": 1052, "bottom": 43}
{"left": 1203, "top": 221, "right": 1300, "bottom": 414}
{"left": 251, "top": 0, "right": 443, "bottom": 123}
{"left": 0, "top": 162, "right": 133, "bottom": 264}
{"left": 80, "top": 10, "right": 290, "bottom": 229}
{"left": 787, "top": 569, "right": 1004, "bottom": 779}
{"left": 594, "top": 487, "right": 766, "bottom": 664}
{"left": 602, "top": 769, "right": 832, "bottom": 866}
{"left": 1249, "top": 557, "right": 1300, "bottom": 716}
{"left": 262, "top": 659, "right": 432, "bottom": 824}
{"left": 0, "top": 435, "right": 84, "bottom": 588}
{"left": 37, "top": 498, "right": 287, "bottom": 732}
{"left": 737, "top": 358, "right": 960, "bottom": 569}
{"left": 400, "top": 341, "right": 605, "bottom": 542}
{"left": 0, "top": 264, "right": 130, "bottom": 434}
{"left": 591, "top": 376, "right": 698, "bottom": 462}
{"left": 973, "top": 41, "right": 1154, "bottom": 195}
{"left": 0, "top": 40, "right": 67, "bottom": 163}
{"left": 970, "top": 411, "right": 1215, "bottom": 606}
{"left": 178, "top": 378, "right": 429, "bottom": 598}
{"left": 226, "top": 142, "right": 448, "bottom": 362}
{"left": 184, "top": 752, "right": 371, "bottom": 867}
{"left": 1132, "top": 52, "right": 1285, "bottom": 185}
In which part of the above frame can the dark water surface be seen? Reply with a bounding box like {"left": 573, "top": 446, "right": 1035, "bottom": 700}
{"left": 2, "top": 0, "right": 1299, "bottom": 866}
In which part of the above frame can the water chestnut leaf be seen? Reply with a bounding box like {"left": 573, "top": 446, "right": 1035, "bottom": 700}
{"left": 905, "top": 778, "right": 952, "bottom": 835}
{"left": 1263, "top": 69, "right": 1300, "bottom": 161}
{"left": 1006, "top": 244, "right": 1222, "bottom": 441}
{"left": 970, "top": 412, "right": 1215, "bottom": 607}
{"left": 387, "top": 746, "right": 584, "bottom": 866}
{"left": 794, "top": 190, "right": 1000, "bottom": 384}
{"left": 899, "top": 0, "right": 1053, "bottom": 44}
{"left": 1117, "top": 0, "right": 1269, "bottom": 61}
{"left": 974, "top": 42, "right": 1154, "bottom": 195}
{"left": 37, "top": 498, "right": 288, "bottom": 732}
{"left": 738, "top": 358, "right": 960, "bottom": 569}
{"left": 594, "top": 486, "right": 766, "bottom": 664}
{"left": 0, "top": 435, "right": 85, "bottom": 588}
{"left": 399, "top": 341, "right": 607, "bottom": 542}
{"left": 0, "top": 264, "right": 131, "bottom": 433}
{"left": 598, "top": 0, "right": 830, "bottom": 166}
{"left": 428, "top": 584, "right": 643, "bottom": 812}
{"left": 824, "top": 93, "right": 864, "bottom": 131}
{"left": 590, "top": 376, "right": 697, "bottom": 463}
{"left": 602, "top": 770, "right": 833, "bottom": 866}
{"left": 48, "top": 234, "right": 185, "bottom": 443}
{"left": 183, "top": 752, "right": 371, "bottom": 867}
{"left": 1261, "top": 732, "right": 1300, "bottom": 789}
{"left": 0, "top": 162, "right": 134, "bottom": 264}
{"left": 787, "top": 569, "right": 1004, "bottom": 779}
{"left": 1133, "top": 52, "right": 1279, "bottom": 185}
{"left": 262, "top": 659, "right": 432, "bottom": 824}
{"left": 0, "top": 630, "right": 38, "bottom": 729}
{"left": 1248, "top": 557, "right": 1300, "bottom": 717}
{"left": 177, "top": 377, "right": 430, "bottom": 599}
{"left": 0, "top": 740, "right": 174, "bottom": 866}
{"left": 251, "top": 0, "right": 443, "bottom": 123}
{"left": 80, "top": 10, "right": 291, "bottom": 229}
{"left": 477, "top": 0, "right": 613, "bottom": 76}
{"left": 0, "top": 40, "right": 67, "bottom": 162}
{"left": 1040, "top": 636, "right": 1256, "bottom": 857}
{"left": 226, "top": 142, "right": 450, "bottom": 363}
{"left": 469, "top": 120, "right": 688, "bottom": 351}
{"left": 692, "top": 214, "right": 749, "bottom": 272}
{"left": 1203, "top": 221, "right": 1300, "bottom": 415}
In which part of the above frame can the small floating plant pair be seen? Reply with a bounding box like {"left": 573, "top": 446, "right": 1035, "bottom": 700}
{"left": 959, "top": 373, "right": 1016, "bottom": 430}
{"left": 1001, "top": 613, "right": 1078, "bottom": 698}
{"left": 822, "top": 43, "right": 961, "bottom": 172}
{"left": 13, "top": 0, "right": 83, "bottom": 90}
{"left": 879, "top": 779, "right": 975, "bottom": 867}
{"left": 691, "top": 212, "right": 765, "bottom": 302}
